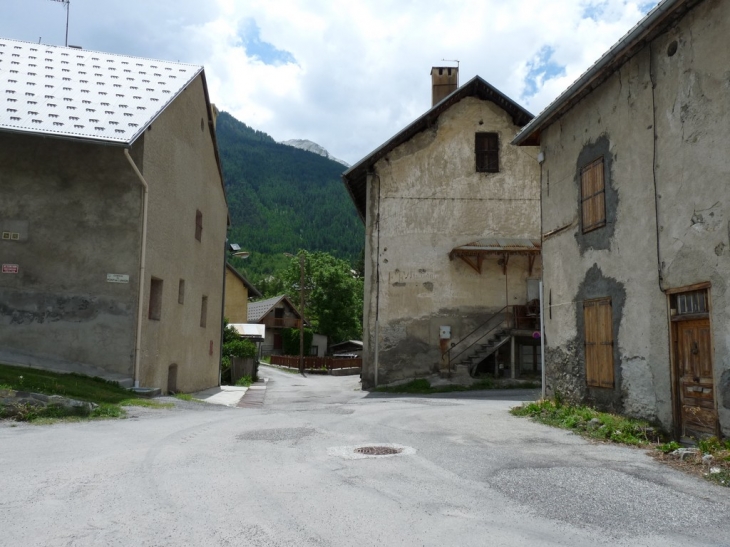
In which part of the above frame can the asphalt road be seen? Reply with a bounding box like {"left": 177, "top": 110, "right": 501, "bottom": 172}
{"left": 1, "top": 365, "right": 729, "bottom": 547}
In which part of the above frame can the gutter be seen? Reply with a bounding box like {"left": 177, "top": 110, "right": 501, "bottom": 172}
{"left": 124, "top": 148, "right": 149, "bottom": 389}
{"left": 512, "top": 0, "right": 684, "bottom": 145}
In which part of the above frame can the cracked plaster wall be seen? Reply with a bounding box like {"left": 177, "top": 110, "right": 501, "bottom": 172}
{"left": 539, "top": 0, "right": 730, "bottom": 435}
{"left": 362, "top": 96, "right": 540, "bottom": 387}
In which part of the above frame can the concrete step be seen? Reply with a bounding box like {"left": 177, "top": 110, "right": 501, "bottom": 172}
{"left": 129, "top": 387, "right": 161, "bottom": 398}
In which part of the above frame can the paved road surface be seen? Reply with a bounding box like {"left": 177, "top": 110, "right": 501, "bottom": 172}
{"left": 1, "top": 365, "right": 729, "bottom": 546}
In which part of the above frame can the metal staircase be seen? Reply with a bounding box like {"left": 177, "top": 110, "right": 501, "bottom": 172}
{"left": 441, "top": 306, "right": 515, "bottom": 378}
{"left": 460, "top": 329, "right": 513, "bottom": 376}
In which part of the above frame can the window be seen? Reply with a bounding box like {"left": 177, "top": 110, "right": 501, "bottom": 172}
{"left": 178, "top": 279, "right": 185, "bottom": 304}
{"left": 195, "top": 209, "right": 203, "bottom": 241}
{"left": 671, "top": 289, "right": 708, "bottom": 317}
{"left": 475, "top": 132, "right": 499, "bottom": 173}
{"left": 149, "top": 277, "right": 163, "bottom": 320}
{"left": 200, "top": 295, "right": 208, "bottom": 328}
{"left": 584, "top": 298, "right": 614, "bottom": 388}
{"left": 580, "top": 157, "right": 606, "bottom": 233}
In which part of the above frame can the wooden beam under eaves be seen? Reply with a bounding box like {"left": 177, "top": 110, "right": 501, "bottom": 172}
{"left": 458, "top": 255, "right": 482, "bottom": 274}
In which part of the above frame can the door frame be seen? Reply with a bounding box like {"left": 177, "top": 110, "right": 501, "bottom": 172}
{"left": 666, "top": 282, "right": 718, "bottom": 439}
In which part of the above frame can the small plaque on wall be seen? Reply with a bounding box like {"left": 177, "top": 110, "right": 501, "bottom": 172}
{"left": 107, "top": 274, "right": 130, "bottom": 283}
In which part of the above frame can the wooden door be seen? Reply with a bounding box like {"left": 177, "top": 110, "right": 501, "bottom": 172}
{"left": 676, "top": 319, "right": 717, "bottom": 438}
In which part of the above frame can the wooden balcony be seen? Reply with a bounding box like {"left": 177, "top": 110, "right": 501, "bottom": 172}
{"left": 261, "top": 316, "right": 301, "bottom": 329}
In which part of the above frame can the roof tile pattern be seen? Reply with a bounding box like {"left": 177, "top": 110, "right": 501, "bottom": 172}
{"left": 0, "top": 38, "right": 202, "bottom": 144}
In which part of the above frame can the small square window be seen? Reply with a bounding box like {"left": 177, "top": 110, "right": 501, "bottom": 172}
{"left": 200, "top": 296, "right": 208, "bottom": 328}
{"left": 476, "top": 132, "right": 499, "bottom": 173}
{"left": 178, "top": 279, "right": 185, "bottom": 304}
{"left": 149, "top": 277, "right": 163, "bottom": 321}
{"left": 195, "top": 209, "right": 203, "bottom": 241}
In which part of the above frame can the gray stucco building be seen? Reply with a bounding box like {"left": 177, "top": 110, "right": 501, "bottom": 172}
{"left": 514, "top": 0, "right": 729, "bottom": 439}
{"left": 344, "top": 69, "right": 542, "bottom": 388}
{"left": 0, "top": 38, "right": 229, "bottom": 393}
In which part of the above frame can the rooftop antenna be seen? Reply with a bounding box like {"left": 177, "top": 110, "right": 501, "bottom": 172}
{"left": 48, "top": 0, "right": 70, "bottom": 47}
{"left": 442, "top": 58, "right": 460, "bottom": 86}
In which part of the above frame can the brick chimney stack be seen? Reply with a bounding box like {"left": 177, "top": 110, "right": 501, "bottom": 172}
{"left": 431, "top": 66, "right": 459, "bottom": 106}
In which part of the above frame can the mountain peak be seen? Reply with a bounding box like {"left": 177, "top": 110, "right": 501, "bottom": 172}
{"left": 280, "top": 139, "right": 350, "bottom": 167}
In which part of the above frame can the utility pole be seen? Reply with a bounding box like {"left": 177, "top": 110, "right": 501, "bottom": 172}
{"left": 285, "top": 252, "right": 307, "bottom": 374}
{"left": 298, "top": 253, "right": 305, "bottom": 374}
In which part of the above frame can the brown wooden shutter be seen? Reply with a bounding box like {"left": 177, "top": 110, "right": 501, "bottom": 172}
{"left": 475, "top": 133, "right": 499, "bottom": 173}
{"left": 580, "top": 157, "right": 606, "bottom": 233}
{"left": 584, "top": 298, "right": 614, "bottom": 388}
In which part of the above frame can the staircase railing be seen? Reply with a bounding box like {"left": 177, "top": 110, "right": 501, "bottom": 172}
{"left": 441, "top": 306, "right": 515, "bottom": 374}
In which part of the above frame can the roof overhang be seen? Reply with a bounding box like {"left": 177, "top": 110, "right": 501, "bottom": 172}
{"left": 229, "top": 323, "right": 265, "bottom": 341}
{"left": 449, "top": 238, "right": 541, "bottom": 275}
{"left": 343, "top": 76, "right": 534, "bottom": 221}
{"left": 512, "top": 0, "right": 701, "bottom": 146}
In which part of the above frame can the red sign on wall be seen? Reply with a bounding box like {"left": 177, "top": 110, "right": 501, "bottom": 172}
{"left": 2, "top": 264, "right": 18, "bottom": 274}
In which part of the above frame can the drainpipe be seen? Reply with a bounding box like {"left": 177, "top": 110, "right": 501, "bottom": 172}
{"left": 125, "top": 148, "right": 149, "bottom": 389}
{"left": 539, "top": 281, "right": 546, "bottom": 400}
{"left": 219, "top": 236, "right": 229, "bottom": 387}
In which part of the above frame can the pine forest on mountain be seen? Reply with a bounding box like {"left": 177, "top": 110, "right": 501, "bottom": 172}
{"left": 216, "top": 112, "right": 364, "bottom": 282}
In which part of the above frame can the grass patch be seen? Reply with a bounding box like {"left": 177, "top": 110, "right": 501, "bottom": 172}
{"left": 173, "top": 393, "right": 203, "bottom": 403}
{"left": 1, "top": 363, "right": 134, "bottom": 403}
{"left": 0, "top": 363, "right": 170, "bottom": 423}
{"left": 510, "top": 398, "right": 664, "bottom": 446}
{"left": 653, "top": 436, "right": 730, "bottom": 488}
{"left": 119, "top": 398, "right": 173, "bottom": 409}
{"left": 514, "top": 398, "right": 730, "bottom": 488}
{"left": 235, "top": 375, "right": 253, "bottom": 387}
{"left": 374, "top": 378, "right": 499, "bottom": 394}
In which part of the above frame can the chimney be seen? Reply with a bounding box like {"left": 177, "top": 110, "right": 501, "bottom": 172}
{"left": 431, "top": 66, "right": 459, "bottom": 106}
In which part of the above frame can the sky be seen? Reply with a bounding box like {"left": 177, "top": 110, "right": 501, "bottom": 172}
{"left": 0, "top": 0, "right": 658, "bottom": 164}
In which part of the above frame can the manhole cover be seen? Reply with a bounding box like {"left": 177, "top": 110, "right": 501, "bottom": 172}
{"left": 354, "top": 446, "right": 403, "bottom": 456}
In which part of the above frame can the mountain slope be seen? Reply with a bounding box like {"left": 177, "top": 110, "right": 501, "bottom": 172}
{"left": 215, "top": 112, "right": 363, "bottom": 279}
{"left": 280, "top": 139, "right": 350, "bottom": 167}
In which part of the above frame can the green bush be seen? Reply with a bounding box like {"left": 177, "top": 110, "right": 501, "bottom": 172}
{"left": 235, "top": 376, "right": 253, "bottom": 387}
{"left": 225, "top": 338, "right": 257, "bottom": 359}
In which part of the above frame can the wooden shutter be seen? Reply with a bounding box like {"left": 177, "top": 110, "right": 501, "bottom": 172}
{"left": 580, "top": 157, "right": 606, "bottom": 233}
{"left": 475, "top": 133, "right": 499, "bottom": 173}
{"left": 584, "top": 298, "right": 614, "bottom": 388}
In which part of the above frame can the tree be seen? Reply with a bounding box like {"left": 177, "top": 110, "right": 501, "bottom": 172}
{"left": 281, "top": 328, "right": 313, "bottom": 356}
{"left": 282, "top": 251, "right": 363, "bottom": 344}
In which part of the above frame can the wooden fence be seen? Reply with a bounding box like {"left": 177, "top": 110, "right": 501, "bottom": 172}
{"left": 270, "top": 355, "right": 362, "bottom": 371}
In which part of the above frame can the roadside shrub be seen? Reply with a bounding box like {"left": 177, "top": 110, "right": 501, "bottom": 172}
{"left": 235, "top": 376, "right": 253, "bottom": 387}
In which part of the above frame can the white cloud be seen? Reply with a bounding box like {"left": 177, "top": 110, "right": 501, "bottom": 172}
{"left": 0, "top": 0, "right": 658, "bottom": 163}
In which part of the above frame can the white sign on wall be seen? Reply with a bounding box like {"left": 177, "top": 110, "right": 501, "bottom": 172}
{"left": 107, "top": 274, "right": 130, "bottom": 283}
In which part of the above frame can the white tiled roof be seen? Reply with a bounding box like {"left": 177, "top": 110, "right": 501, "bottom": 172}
{"left": 0, "top": 38, "right": 202, "bottom": 145}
